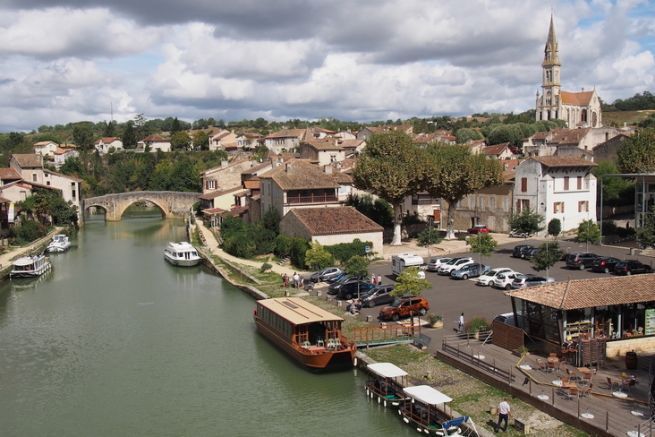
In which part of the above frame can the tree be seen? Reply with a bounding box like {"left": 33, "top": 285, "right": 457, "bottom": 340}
{"left": 72, "top": 123, "right": 94, "bottom": 152}
{"left": 304, "top": 242, "right": 335, "bottom": 270}
{"left": 344, "top": 255, "right": 370, "bottom": 299}
{"left": 193, "top": 130, "right": 210, "bottom": 151}
{"left": 509, "top": 209, "right": 544, "bottom": 237}
{"left": 170, "top": 117, "right": 182, "bottom": 133}
{"left": 532, "top": 241, "right": 562, "bottom": 278}
{"left": 392, "top": 267, "right": 430, "bottom": 297}
{"left": 17, "top": 189, "right": 78, "bottom": 226}
{"left": 59, "top": 157, "right": 84, "bottom": 176}
{"left": 617, "top": 129, "right": 655, "bottom": 173}
{"left": 455, "top": 128, "right": 483, "bottom": 144}
{"left": 547, "top": 218, "right": 561, "bottom": 239}
{"left": 593, "top": 161, "right": 634, "bottom": 206}
{"left": 261, "top": 207, "right": 280, "bottom": 234}
{"left": 423, "top": 145, "right": 503, "bottom": 239}
{"left": 577, "top": 219, "right": 601, "bottom": 251}
{"left": 417, "top": 227, "right": 442, "bottom": 247}
{"left": 353, "top": 132, "right": 423, "bottom": 245}
{"left": 637, "top": 206, "right": 655, "bottom": 248}
{"left": 122, "top": 121, "right": 137, "bottom": 149}
{"left": 466, "top": 233, "right": 497, "bottom": 263}
{"left": 171, "top": 131, "right": 191, "bottom": 151}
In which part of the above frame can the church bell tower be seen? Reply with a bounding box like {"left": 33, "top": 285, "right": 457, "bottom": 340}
{"left": 537, "top": 14, "right": 561, "bottom": 121}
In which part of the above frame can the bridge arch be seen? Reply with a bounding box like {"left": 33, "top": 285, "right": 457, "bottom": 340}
{"left": 114, "top": 198, "right": 169, "bottom": 220}
{"left": 82, "top": 191, "right": 200, "bottom": 222}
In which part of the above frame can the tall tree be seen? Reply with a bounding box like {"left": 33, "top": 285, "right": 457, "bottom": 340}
{"left": 122, "top": 121, "right": 137, "bottom": 148}
{"left": 423, "top": 145, "right": 503, "bottom": 239}
{"left": 617, "top": 129, "right": 655, "bottom": 173}
{"left": 577, "top": 219, "right": 601, "bottom": 251}
{"left": 353, "top": 132, "right": 422, "bottom": 245}
{"left": 171, "top": 131, "right": 191, "bottom": 151}
{"left": 193, "top": 131, "right": 210, "bottom": 151}
{"left": 547, "top": 218, "right": 561, "bottom": 239}
{"left": 391, "top": 267, "right": 430, "bottom": 297}
{"left": 531, "top": 241, "right": 562, "bottom": 278}
{"left": 466, "top": 233, "right": 497, "bottom": 263}
{"left": 510, "top": 209, "right": 545, "bottom": 237}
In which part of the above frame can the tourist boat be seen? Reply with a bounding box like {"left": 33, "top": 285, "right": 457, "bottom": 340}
{"left": 399, "top": 385, "right": 478, "bottom": 436}
{"left": 163, "top": 242, "right": 202, "bottom": 267}
{"left": 365, "top": 362, "right": 410, "bottom": 407}
{"left": 10, "top": 254, "right": 52, "bottom": 279}
{"left": 47, "top": 234, "right": 71, "bottom": 253}
{"left": 253, "top": 297, "right": 357, "bottom": 370}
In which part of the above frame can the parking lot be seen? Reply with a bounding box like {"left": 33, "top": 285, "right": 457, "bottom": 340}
{"left": 359, "top": 239, "right": 655, "bottom": 332}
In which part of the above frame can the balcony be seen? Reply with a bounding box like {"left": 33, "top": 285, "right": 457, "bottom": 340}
{"left": 286, "top": 194, "right": 338, "bottom": 205}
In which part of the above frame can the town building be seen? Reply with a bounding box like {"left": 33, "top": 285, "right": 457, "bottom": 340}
{"left": 593, "top": 133, "right": 631, "bottom": 163}
{"left": 209, "top": 130, "right": 238, "bottom": 151}
{"left": 94, "top": 137, "right": 124, "bottom": 155}
{"left": 201, "top": 158, "right": 272, "bottom": 195}
{"left": 263, "top": 129, "right": 306, "bottom": 154}
{"left": 298, "top": 139, "right": 346, "bottom": 166}
{"left": 136, "top": 135, "right": 172, "bottom": 153}
{"left": 481, "top": 143, "right": 517, "bottom": 160}
{"left": 535, "top": 15, "right": 603, "bottom": 128}
{"left": 235, "top": 132, "right": 263, "bottom": 149}
{"left": 33, "top": 140, "right": 59, "bottom": 156}
{"left": 52, "top": 145, "right": 79, "bottom": 169}
{"left": 513, "top": 156, "right": 597, "bottom": 233}
{"left": 522, "top": 127, "right": 620, "bottom": 157}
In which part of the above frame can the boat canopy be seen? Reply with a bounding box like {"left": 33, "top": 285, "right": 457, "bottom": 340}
{"left": 403, "top": 385, "right": 453, "bottom": 405}
{"left": 367, "top": 362, "right": 408, "bottom": 378}
{"left": 13, "top": 256, "right": 36, "bottom": 267}
{"left": 258, "top": 297, "right": 343, "bottom": 325}
{"left": 167, "top": 242, "right": 196, "bottom": 251}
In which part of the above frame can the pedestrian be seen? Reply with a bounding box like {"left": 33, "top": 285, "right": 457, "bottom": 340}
{"left": 376, "top": 274, "right": 382, "bottom": 286}
{"left": 282, "top": 273, "right": 289, "bottom": 288}
{"left": 458, "top": 312, "right": 465, "bottom": 333}
{"left": 370, "top": 274, "right": 376, "bottom": 284}
{"left": 495, "top": 398, "right": 511, "bottom": 432}
{"left": 292, "top": 272, "right": 300, "bottom": 288}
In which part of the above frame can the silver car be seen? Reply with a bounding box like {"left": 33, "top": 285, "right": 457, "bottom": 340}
{"left": 427, "top": 257, "right": 451, "bottom": 272}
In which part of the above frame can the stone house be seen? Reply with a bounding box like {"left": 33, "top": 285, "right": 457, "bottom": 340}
{"left": 298, "top": 138, "right": 346, "bottom": 166}
{"left": 263, "top": 129, "right": 306, "bottom": 154}
{"left": 236, "top": 132, "right": 263, "bottom": 149}
{"left": 593, "top": 133, "right": 631, "bottom": 163}
{"left": 279, "top": 206, "right": 384, "bottom": 255}
{"left": 33, "top": 141, "right": 59, "bottom": 156}
{"left": 52, "top": 146, "right": 79, "bottom": 169}
{"left": 523, "top": 127, "right": 620, "bottom": 157}
{"left": 201, "top": 158, "right": 272, "bottom": 194}
{"left": 482, "top": 143, "right": 517, "bottom": 160}
{"left": 209, "top": 130, "right": 238, "bottom": 151}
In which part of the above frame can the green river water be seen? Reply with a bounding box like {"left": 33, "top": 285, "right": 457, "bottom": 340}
{"left": 0, "top": 210, "right": 410, "bottom": 436}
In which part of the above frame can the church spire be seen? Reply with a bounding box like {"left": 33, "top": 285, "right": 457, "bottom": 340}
{"left": 543, "top": 13, "right": 560, "bottom": 67}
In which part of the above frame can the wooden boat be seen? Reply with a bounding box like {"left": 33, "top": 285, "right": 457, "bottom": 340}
{"left": 10, "top": 255, "right": 52, "bottom": 278}
{"left": 163, "top": 242, "right": 202, "bottom": 267}
{"left": 399, "top": 385, "right": 477, "bottom": 436}
{"left": 253, "top": 297, "right": 357, "bottom": 370}
{"left": 365, "top": 362, "right": 410, "bottom": 407}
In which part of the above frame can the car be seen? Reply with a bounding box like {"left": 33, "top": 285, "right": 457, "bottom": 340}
{"left": 309, "top": 267, "right": 343, "bottom": 283}
{"left": 477, "top": 268, "right": 515, "bottom": 286}
{"left": 590, "top": 256, "right": 622, "bottom": 273}
{"left": 329, "top": 280, "right": 375, "bottom": 300}
{"left": 613, "top": 260, "right": 653, "bottom": 275}
{"left": 437, "top": 257, "right": 474, "bottom": 275}
{"left": 491, "top": 271, "right": 522, "bottom": 290}
{"left": 360, "top": 284, "right": 395, "bottom": 308}
{"left": 523, "top": 247, "right": 541, "bottom": 260}
{"left": 450, "top": 263, "right": 490, "bottom": 280}
{"left": 378, "top": 296, "right": 430, "bottom": 321}
{"left": 468, "top": 224, "right": 490, "bottom": 234}
{"left": 509, "top": 229, "right": 531, "bottom": 238}
{"left": 512, "top": 245, "right": 535, "bottom": 259}
{"left": 325, "top": 272, "right": 349, "bottom": 284}
{"left": 565, "top": 253, "right": 599, "bottom": 270}
{"left": 426, "top": 257, "right": 452, "bottom": 272}
{"left": 493, "top": 312, "right": 516, "bottom": 326}
{"left": 510, "top": 274, "right": 554, "bottom": 289}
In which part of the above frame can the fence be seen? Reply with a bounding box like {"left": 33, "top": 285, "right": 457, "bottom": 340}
{"left": 350, "top": 325, "right": 416, "bottom": 347}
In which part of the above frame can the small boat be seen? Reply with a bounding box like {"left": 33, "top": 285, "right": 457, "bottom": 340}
{"left": 10, "top": 254, "right": 52, "bottom": 279}
{"left": 399, "top": 385, "right": 478, "bottom": 436}
{"left": 365, "top": 362, "right": 410, "bottom": 407}
{"left": 163, "top": 242, "right": 202, "bottom": 267}
{"left": 47, "top": 234, "right": 71, "bottom": 253}
{"left": 253, "top": 297, "right": 357, "bottom": 371}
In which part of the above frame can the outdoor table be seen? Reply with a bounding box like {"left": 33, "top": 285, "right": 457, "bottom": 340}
{"left": 547, "top": 356, "right": 559, "bottom": 372}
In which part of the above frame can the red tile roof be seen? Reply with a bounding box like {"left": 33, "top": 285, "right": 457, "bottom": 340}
{"left": 11, "top": 154, "right": 43, "bottom": 169}
{"left": 482, "top": 143, "right": 511, "bottom": 156}
{"left": 259, "top": 160, "right": 338, "bottom": 190}
{"left": 561, "top": 90, "right": 594, "bottom": 106}
{"left": 0, "top": 168, "right": 22, "bottom": 180}
{"left": 285, "top": 206, "right": 383, "bottom": 236}
{"left": 265, "top": 128, "right": 306, "bottom": 140}
{"left": 198, "top": 186, "right": 242, "bottom": 200}
{"left": 532, "top": 156, "right": 596, "bottom": 168}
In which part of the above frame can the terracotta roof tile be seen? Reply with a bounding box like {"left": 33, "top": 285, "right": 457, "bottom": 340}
{"left": 285, "top": 206, "right": 383, "bottom": 236}
{"left": 11, "top": 154, "right": 43, "bottom": 168}
{"left": 483, "top": 143, "right": 511, "bottom": 156}
{"left": 265, "top": 128, "right": 306, "bottom": 140}
{"left": 199, "top": 186, "right": 241, "bottom": 200}
{"left": 507, "top": 275, "right": 655, "bottom": 310}
{"left": 302, "top": 138, "right": 342, "bottom": 151}
{"left": 259, "top": 160, "right": 338, "bottom": 190}
{"left": 532, "top": 156, "right": 596, "bottom": 168}
{"left": 561, "top": 90, "right": 594, "bottom": 106}
{"left": 0, "top": 168, "right": 22, "bottom": 180}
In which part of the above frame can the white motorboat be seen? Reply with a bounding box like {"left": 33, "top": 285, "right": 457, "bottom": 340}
{"left": 163, "top": 242, "right": 202, "bottom": 267}
{"left": 47, "top": 234, "right": 71, "bottom": 253}
{"left": 10, "top": 254, "right": 52, "bottom": 278}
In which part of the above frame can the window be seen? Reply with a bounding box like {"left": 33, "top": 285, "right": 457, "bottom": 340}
{"left": 553, "top": 202, "right": 565, "bottom": 214}
{"left": 72, "top": 190, "right": 76, "bottom": 200}
{"left": 578, "top": 201, "right": 589, "bottom": 212}
{"left": 206, "top": 180, "right": 217, "bottom": 190}
{"left": 490, "top": 197, "right": 496, "bottom": 210}
{"left": 46, "top": 181, "right": 50, "bottom": 186}
{"left": 577, "top": 176, "right": 582, "bottom": 190}
{"left": 563, "top": 176, "right": 569, "bottom": 190}
{"left": 521, "top": 177, "right": 527, "bottom": 192}
{"left": 32, "top": 174, "right": 37, "bottom": 182}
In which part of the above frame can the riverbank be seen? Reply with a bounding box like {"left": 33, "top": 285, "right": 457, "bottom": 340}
{"left": 0, "top": 227, "right": 64, "bottom": 278}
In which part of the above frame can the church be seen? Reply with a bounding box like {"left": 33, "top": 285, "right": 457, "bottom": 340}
{"left": 535, "top": 15, "right": 603, "bottom": 128}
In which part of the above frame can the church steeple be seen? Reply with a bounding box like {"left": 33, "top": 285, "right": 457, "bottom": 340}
{"left": 536, "top": 13, "right": 561, "bottom": 123}
{"left": 543, "top": 13, "right": 560, "bottom": 67}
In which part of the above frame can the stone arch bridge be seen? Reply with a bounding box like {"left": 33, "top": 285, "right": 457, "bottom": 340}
{"left": 83, "top": 191, "right": 200, "bottom": 221}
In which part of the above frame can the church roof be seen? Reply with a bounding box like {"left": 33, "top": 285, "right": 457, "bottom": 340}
{"left": 561, "top": 91, "right": 594, "bottom": 106}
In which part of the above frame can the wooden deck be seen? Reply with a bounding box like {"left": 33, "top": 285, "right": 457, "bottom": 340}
{"left": 438, "top": 333, "right": 654, "bottom": 437}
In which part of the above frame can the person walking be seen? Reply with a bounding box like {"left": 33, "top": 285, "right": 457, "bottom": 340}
{"left": 282, "top": 273, "right": 289, "bottom": 288}
{"left": 376, "top": 274, "right": 382, "bottom": 286}
{"left": 292, "top": 272, "right": 301, "bottom": 289}
{"left": 370, "top": 274, "right": 376, "bottom": 285}
{"left": 458, "top": 313, "right": 465, "bottom": 333}
{"left": 495, "top": 398, "right": 511, "bottom": 432}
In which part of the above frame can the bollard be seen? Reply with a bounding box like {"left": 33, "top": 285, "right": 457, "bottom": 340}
{"left": 529, "top": 380, "right": 532, "bottom": 395}
{"left": 551, "top": 387, "right": 555, "bottom": 406}
{"left": 605, "top": 411, "right": 609, "bottom": 432}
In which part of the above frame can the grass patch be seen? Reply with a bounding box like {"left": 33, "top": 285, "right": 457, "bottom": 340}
{"left": 604, "top": 109, "right": 655, "bottom": 126}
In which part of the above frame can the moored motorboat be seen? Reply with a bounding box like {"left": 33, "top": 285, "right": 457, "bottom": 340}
{"left": 365, "top": 362, "right": 410, "bottom": 407}
{"left": 253, "top": 297, "right": 357, "bottom": 371}
{"left": 10, "top": 254, "right": 52, "bottom": 278}
{"left": 47, "top": 234, "right": 71, "bottom": 253}
{"left": 163, "top": 242, "right": 202, "bottom": 267}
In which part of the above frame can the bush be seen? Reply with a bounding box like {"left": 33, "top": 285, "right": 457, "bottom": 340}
{"left": 346, "top": 194, "right": 393, "bottom": 227}
{"left": 289, "top": 238, "right": 310, "bottom": 268}
{"left": 220, "top": 217, "right": 276, "bottom": 258}
{"left": 11, "top": 219, "right": 47, "bottom": 245}
{"left": 466, "top": 317, "right": 490, "bottom": 333}
{"left": 325, "top": 239, "right": 370, "bottom": 263}
{"left": 260, "top": 262, "right": 272, "bottom": 273}
{"left": 304, "top": 242, "right": 335, "bottom": 270}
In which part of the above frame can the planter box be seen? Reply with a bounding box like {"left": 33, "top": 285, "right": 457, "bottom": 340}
{"left": 431, "top": 320, "right": 444, "bottom": 329}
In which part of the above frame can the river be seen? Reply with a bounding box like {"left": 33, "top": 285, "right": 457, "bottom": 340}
{"left": 0, "top": 210, "right": 409, "bottom": 436}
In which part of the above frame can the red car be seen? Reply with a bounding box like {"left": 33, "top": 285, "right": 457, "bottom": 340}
{"left": 468, "top": 224, "right": 490, "bottom": 234}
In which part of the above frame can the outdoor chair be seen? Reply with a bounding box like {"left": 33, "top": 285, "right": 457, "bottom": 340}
{"left": 316, "top": 338, "right": 324, "bottom": 347}
{"left": 606, "top": 377, "right": 617, "bottom": 391}
{"left": 563, "top": 385, "right": 579, "bottom": 400}
{"left": 301, "top": 341, "right": 311, "bottom": 348}
{"left": 537, "top": 358, "right": 547, "bottom": 372}
{"left": 578, "top": 382, "right": 592, "bottom": 397}
{"left": 565, "top": 368, "right": 579, "bottom": 382}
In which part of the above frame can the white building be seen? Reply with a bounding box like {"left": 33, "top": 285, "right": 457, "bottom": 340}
{"left": 513, "top": 156, "right": 597, "bottom": 233}
{"left": 209, "top": 130, "right": 238, "bottom": 151}
{"left": 33, "top": 141, "right": 59, "bottom": 156}
{"left": 94, "top": 137, "right": 124, "bottom": 155}
{"left": 263, "top": 129, "right": 306, "bottom": 154}
{"left": 137, "top": 135, "right": 172, "bottom": 153}
{"left": 52, "top": 146, "right": 80, "bottom": 169}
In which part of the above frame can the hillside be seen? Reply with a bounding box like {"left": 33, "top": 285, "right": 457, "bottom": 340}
{"left": 603, "top": 110, "right": 655, "bottom": 127}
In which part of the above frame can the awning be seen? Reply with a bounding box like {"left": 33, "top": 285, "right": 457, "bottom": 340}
{"left": 367, "top": 362, "right": 408, "bottom": 378}
{"left": 403, "top": 385, "right": 452, "bottom": 405}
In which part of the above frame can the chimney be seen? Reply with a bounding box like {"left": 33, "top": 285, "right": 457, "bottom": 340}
{"left": 221, "top": 160, "right": 228, "bottom": 168}
{"left": 285, "top": 163, "right": 290, "bottom": 172}
{"left": 324, "top": 165, "right": 333, "bottom": 174}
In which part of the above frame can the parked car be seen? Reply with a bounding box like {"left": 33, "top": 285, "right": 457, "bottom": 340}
{"left": 437, "top": 257, "right": 474, "bottom": 275}
{"left": 360, "top": 284, "right": 395, "bottom": 308}
{"left": 378, "top": 296, "right": 430, "bottom": 321}
{"left": 512, "top": 245, "right": 535, "bottom": 259}
{"left": 565, "top": 253, "right": 599, "bottom": 270}
{"left": 493, "top": 312, "right": 516, "bottom": 326}
{"left": 329, "top": 280, "right": 375, "bottom": 300}
{"left": 613, "top": 260, "right": 653, "bottom": 275}
{"left": 492, "top": 271, "right": 522, "bottom": 290}
{"left": 477, "top": 268, "right": 515, "bottom": 286}
{"left": 468, "top": 224, "right": 490, "bottom": 234}
{"left": 450, "top": 263, "right": 490, "bottom": 280}
{"left": 426, "top": 257, "right": 452, "bottom": 272}
{"left": 511, "top": 274, "right": 554, "bottom": 289}
{"left": 509, "top": 229, "right": 531, "bottom": 238}
{"left": 590, "top": 256, "right": 622, "bottom": 273}
{"left": 523, "top": 247, "right": 541, "bottom": 260}
{"left": 325, "top": 272, "right": 349, "bottom": 284}
{"left": 310, "top": 267, "right": 343, "bottom": 283}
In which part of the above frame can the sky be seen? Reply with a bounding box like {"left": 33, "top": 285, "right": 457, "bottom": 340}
{"left": 0, "top": 0, "right": 653, "bottom": 131}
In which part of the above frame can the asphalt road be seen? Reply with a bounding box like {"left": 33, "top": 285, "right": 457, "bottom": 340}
{"left": 359, "top": 239, "right": 655, "bottom": 332}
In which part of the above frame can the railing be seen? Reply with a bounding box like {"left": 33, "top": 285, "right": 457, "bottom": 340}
{"left": 286, "top": 194, "right": 338, "bottom": 204}
{"left": 441, "top": 336, "right": 514, "bottom": 383}
{"left": 349, "top": 325, "right": 416, "bottom": 347}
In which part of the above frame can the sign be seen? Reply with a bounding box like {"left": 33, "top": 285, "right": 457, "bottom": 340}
{"left": 364, "top": 245, "right": 371, "bottom": 254}
{"left": 646, "top": 308, "right": 655, "bottom": 336}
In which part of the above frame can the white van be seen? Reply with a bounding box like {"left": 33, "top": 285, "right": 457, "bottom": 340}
{"left": 391, "top": 253, "right": 425, "bottom": 276}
